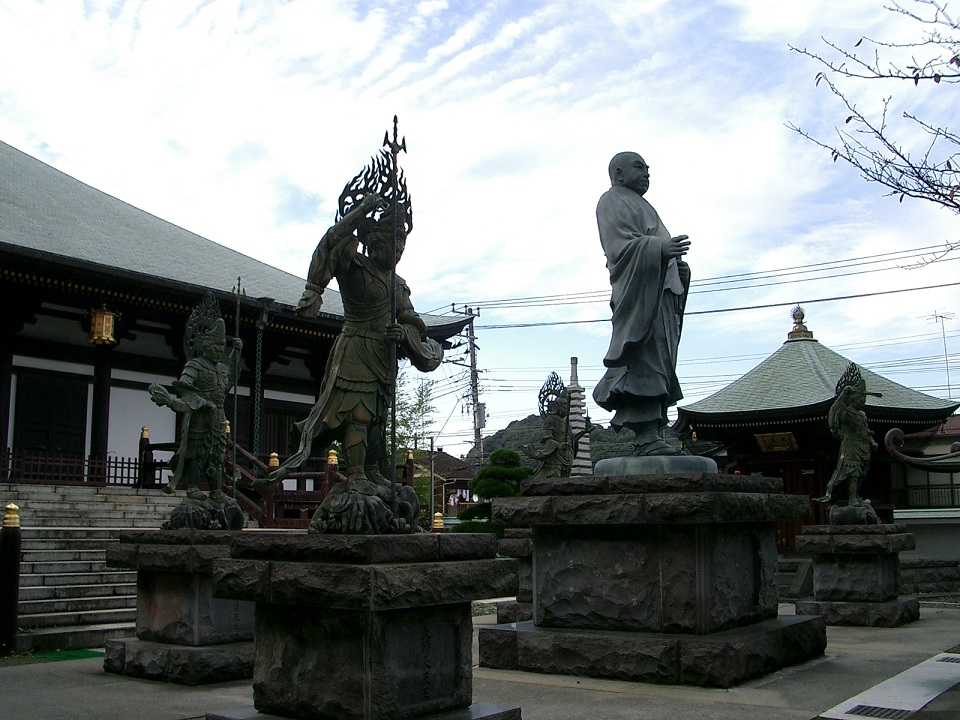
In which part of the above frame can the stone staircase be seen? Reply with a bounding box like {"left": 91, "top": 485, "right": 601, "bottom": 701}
{"left": 1, "top": 483, "right": 182, "bottom": 652}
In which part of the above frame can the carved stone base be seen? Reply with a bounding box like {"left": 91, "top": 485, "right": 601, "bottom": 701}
{"left": 104, "top": 530, "right": 256, "bottom": 685}
{"left": 104, "top": 637, "right": 254, "bottom": 685}
{"left": 206, "top": 703, "right": 522, "bottom": 720}
{"left": 212, "top": 533, "right": 519, "bottom": 720}
{"left": 795, "top": 597, "right": 920, "bottom": 627}
{"left": 478, "top": 615, "right": 826, "bottom": 689}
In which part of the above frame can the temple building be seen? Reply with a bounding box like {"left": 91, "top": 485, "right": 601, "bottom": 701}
{"left": 675, "top": 307, "right": 958, "bottom": 550}
{"left": 0, "top": 140, "right": 468, "bottom": 482}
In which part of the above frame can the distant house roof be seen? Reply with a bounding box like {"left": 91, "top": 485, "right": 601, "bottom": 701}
{"left": 0, "top": 140, "right": 467, "bottom": 338}
{"left": 677, "top": 308, "right": 958, "bottom": 431}
{"left": 432, "top": 451, "right": 477, "bottom": 480}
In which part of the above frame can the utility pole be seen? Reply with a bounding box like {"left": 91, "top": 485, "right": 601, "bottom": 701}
{"left": 466, "top": 308, "right": 484, "bottom": 465}
{"left": 927, "top": 310, "right": 955, "bottom": 399}
{"left": 451, "top": 305, "right": 484, "bottom": 466}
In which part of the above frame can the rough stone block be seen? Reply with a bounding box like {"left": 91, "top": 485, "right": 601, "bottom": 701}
{"left": 900, "top": 559, "right": 960, "bottom": 595}
{"left": 812, "top": 555, "right": 899, "bottom": 602}
{"left": 534, "top": 526, "right": 662, "bottom": 631}
{"left": 438, "top": 533, "right": 498, "bottom": 560}
{"left": 493, "top": 490, "right": 809, "bottom": 527}
{"left": 795, "top": 597, "right": 920, "bottom": 627}
{"left": 800, "top": 523, "right": 908, "bottom": 536}
{"left": 533, "top": 524, "right": 776, "bottom": 634}
{"left": 678, "top": 627, "right": 779, "bottom": 688}
{"left": 252, "top": 603, "right": 472, "bottom": 720}
{"left": 780, "top": 613, "right": 828, "bottom": 664}
{"left": 477, "top": 616, "right": 826, "bottom": 688}
{"left": 215, "top": 558, "right": 517, "bottom": 610}
{"left": 522, "top": 473, "right": 783, "bottom": 497}
{"left": 495, "top": 600, "right": 533, "bottom": 623}
{"left": 477, "top": 626, "right": 518, "bottom": 668}
{"left": 497, "top": 538, "right": 532, "bottom": 558}
{"left": 228, "top": 533, "right": 497, "bottom": 565}
{"left": 513, "top": 624, "right": 680, "bottom": 684}
{"left": 136, "top": 570, "right": 254, "bottom": 645}
{"left": 104, "top": 637, "right": 254, "bottom": 685}
{"left": 206, "top": 703, "right": 521, "bottom": 720}
{"left": 118, "top": 529, "right": 236, "bottom": 546}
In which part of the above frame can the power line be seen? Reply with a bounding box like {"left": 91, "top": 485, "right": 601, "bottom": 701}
{"left": 455, "top": 242, "right": 958, "bottom": 311}
{"left": 476, "top": 281, "right": 960, "bottom": 329}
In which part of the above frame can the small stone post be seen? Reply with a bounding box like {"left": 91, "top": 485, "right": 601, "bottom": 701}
{"left": 0, "top": 503, "right": 22, "bottom": 656}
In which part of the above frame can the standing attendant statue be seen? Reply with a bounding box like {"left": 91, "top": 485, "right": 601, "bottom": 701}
{"left": 816, "top": 363, "right": 881, "bottom": 510}
{"left": 148, "top": 292, "right": 244, "bottom": 530}
{"left": 523, "top": 372, "right": 594, "bottom": 479}
{"left": 593, "top": 152, "right": 691, "bottom": 456}
{"left": 258, "top": 131, "right": 442, "bottom": 534}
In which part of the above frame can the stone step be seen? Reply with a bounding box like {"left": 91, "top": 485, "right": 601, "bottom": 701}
{"left": 19, "top": 570, "right": 137, "bottom": 587}
{"left": 20, "top": 594, "right": 136, "bottom": 615}
{"left": 18, "top": 606, "right": 137, "bottom": 629}
{"left": 22, "top": 486, "right": 172, "bottom": 495}
{"left": 19, "top": 559, "right": 111, "bottom": 575}
{"left": 15, "top": 622, "right": 135, "bottom": 653}
{"left": 21, "top": 501, "right": 176, "bottom": 511}
{"left": 19, "top": 582, "right": 137, "bottom": 601}
{"left": 21, "top": 548, "right": 107, "bottom": 563}
{"left": 19, "top": 538, "right": 117, "bottom": 553}
{"left": 20, "top": 527, "right": 122, "bottom": 540}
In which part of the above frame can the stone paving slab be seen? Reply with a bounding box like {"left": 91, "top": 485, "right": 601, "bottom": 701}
{"left": 3, "top": 605, "right": 960, "bottom": 720}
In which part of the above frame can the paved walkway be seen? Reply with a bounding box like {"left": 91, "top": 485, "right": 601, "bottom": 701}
{"left": 2, "top": 604, "right": 959, "bottom": 720}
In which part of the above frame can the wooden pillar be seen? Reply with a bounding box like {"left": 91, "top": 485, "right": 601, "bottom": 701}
{"left": 90, "top": 344, "right": 112, "bottom": 462}
{"left": 0, "top": 344, "right": 12, "bottom": 454}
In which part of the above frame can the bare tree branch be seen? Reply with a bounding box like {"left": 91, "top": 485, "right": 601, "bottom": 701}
{"left": 789, "top": 0, "right": 960, "bottom": 216}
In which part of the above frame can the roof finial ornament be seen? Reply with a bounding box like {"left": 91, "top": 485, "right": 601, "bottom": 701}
{"left": 787, "top": 305, "right": 814, "bottom": 340}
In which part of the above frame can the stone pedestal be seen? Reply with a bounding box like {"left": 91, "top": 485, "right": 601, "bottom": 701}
{"left": 210, "top": 533, "right": 521, "bottom": 720}
{"left": 794, "top": 524, "right": 920, "bottom": 627}
{"left": 495, "top": 529, "right": 533, "bottom": 623}
{"left": 103, "top": 530, "right": 255, "bottom": 685}
{"left": 479, "top": 471, "right": 827, "bottom": 688}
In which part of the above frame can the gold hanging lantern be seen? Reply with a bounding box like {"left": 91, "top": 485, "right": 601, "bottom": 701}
{"left": 89, "top": 305, "right": 120, "bottom": 345}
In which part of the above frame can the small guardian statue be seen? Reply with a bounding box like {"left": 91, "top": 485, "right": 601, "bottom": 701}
{"left": 523, "top": 372, "right": 594, "bottom": 479}
{"left": 816, "top": 363, "right": 882, "bottom": 522}
{"left": 148, "top": 292, "right": 244, "bottom": 530}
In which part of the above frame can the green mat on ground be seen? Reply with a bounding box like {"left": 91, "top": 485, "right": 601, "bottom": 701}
{"left": 33, "top": 649, "right": 105, "bottom": 662}
{"left": 1, "top": 648, "right": 106, "bottom": 667}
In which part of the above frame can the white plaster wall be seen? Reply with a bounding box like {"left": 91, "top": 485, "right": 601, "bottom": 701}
{"left": 896, "top": 509, "right": 960, "bottom": 560}
{"left": 108, "top": 385, "right": 175, "bottom": 459}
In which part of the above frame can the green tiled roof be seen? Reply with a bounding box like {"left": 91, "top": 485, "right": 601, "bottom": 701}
{"left": 680, "top": 337, "right": 957, "bottom": 416}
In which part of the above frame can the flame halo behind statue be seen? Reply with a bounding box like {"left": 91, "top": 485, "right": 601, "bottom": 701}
{"left": 338, "top": 148, "right": 412, "bottom": 247}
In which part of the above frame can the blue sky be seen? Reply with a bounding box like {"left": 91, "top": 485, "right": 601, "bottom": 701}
{"left": 1, "top": 0, "right": 956, "bottom": 458}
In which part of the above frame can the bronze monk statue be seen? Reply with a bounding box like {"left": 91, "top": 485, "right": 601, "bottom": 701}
{"left": 593, "top": 152, "right": 691, "bottom": 456}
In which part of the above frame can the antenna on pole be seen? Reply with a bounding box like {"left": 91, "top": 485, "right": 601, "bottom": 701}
{"left": 926, "top": 310, "right": 955, "bottom": 399}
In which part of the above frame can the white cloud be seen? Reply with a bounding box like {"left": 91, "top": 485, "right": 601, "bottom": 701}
{"left": 1, "top": 0, "right": 955, "bottom": 456}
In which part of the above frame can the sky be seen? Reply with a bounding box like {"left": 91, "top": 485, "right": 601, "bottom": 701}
{"left": 1, "top": 0, "right": 957, "bottom": 460}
